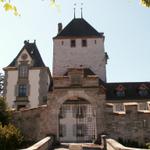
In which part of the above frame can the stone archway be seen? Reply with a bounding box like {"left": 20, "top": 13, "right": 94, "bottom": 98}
{"left": 58, "top": 97, "right": 97, "bottom": 143}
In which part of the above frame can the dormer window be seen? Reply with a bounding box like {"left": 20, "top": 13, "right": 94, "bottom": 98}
{"left": 19, "top": 65, "right": 28, "bottom": 78}
{"left": 115, "top": 84, "right": 125, "bottom": 97}
{"left": 138, "top": 84, "right": 149, "bottom": 97}
{"left": 71, "top": 40, "right": 76, "bottom": 47}
{"left": 82, "top": 39, "right": 87, "bottom": 47}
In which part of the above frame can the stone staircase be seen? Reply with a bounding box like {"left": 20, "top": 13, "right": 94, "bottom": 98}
{"left": 54, "top": 143, "right": 102, "bottom": 150}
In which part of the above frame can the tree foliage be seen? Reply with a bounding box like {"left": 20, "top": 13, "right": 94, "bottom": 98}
{"left": 0, "top": 0, "right": 149, "bottom": 16}
{"left": 0, "top": 73, "right": 4, "bottom": 96}
{"left": 140, "top": 0, "right": 150, "bottom": 7}
{"left": 0, "top": 97, "right": 23, "bottom": 150}
{"left": 0, "top": 0, "right": 20, "bottom": 16}
{"left": 0, "top": 123, "right": 23, "bottom": 150}
{"left": 0, "top": 97, "right": 10, "bottom": 125}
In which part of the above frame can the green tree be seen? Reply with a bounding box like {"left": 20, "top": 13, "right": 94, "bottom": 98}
{"left": 0, "top": 0, "right": 150, "bottom": 16}
{"left": 0, "top": 73, "right": 4, "bottom": 96}
{"left": 0, "top": 123, "right": 23, "bottom": 150}
{"left": 0, "top": 97, "right": 23, "bottom": 150}
{"left": 141, "top": 0, "right": 150, "bottom": 7}
{"left": 0, "top": 97, "right": 10, "bottom": 125}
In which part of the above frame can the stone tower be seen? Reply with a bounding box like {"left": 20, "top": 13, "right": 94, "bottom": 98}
{"left": 53, "top": 18, "right": 108, "bottom": 81}
{"left": 48, "top": 17, "right": 107, "bottom": 142}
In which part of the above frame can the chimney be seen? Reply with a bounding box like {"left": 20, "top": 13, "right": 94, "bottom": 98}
{"left": 58, "top": 23, "right": 63, "bottom": 34}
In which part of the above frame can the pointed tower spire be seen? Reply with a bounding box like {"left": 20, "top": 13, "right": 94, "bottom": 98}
{"left": 81, "top": 3, "right": 83, "bottom": 18}
{"left": 74, "top": 3, "right": 76, "bottom": 19}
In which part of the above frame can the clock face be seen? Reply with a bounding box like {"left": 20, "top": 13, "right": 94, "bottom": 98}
{"left": 21, "top": 53, "right": 28, "bottom": 60}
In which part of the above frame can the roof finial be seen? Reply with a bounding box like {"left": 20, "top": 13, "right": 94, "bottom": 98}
{"left": 81, "top": 3, "right": 83, "bottom": 18}
{"left": 74, "top": 3, "right": 76, "bottom": 18}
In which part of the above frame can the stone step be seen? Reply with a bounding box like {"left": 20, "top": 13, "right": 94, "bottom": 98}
{"left": 82, "top": 147, "right": 101, "bottom": 150}
{"left": 69, "top": 144, "right": 82, "bottom": 150}
{"left": 53, "top": 143, "right": 102, "bottom": 150}
{"left": 69, "top": 143, "right": 102, "bottom": 150}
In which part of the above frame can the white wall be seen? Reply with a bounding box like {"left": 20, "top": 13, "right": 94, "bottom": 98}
{"left": 53, "top": 38, "right": 106, "bottom": 81}
{"left": 29, "top": 70, "right": 40, "bottom": 108}
{"left": 6, "top": 70, "right": 18, "bottom": 108}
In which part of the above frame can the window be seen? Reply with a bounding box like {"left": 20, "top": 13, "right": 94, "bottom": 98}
{"left": 71, "top": 40, "right": 76, "bottom": 47}
{"left": 139, "top": 90, "right": 148, "bottom": 97}
{"left": 115, "top": 85, "right": 125, "bottom": 97}
{"left": 116, "top": 91, "right": 125, "bottom": 97}
{"left": 82, "top": 39, "right": 87, "bottom": 47}
{"left": 19, "top": 65, "right": 28, "bottom": 78}
{"left": 138, "top": 84, "right": 149, "bottom": 97}
{"left": 18, "top": 84, "right": 27, "bottom": 97}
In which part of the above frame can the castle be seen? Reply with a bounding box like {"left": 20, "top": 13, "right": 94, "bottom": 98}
{"left": 3, "top": 16, "right": 150, "bottom": 144}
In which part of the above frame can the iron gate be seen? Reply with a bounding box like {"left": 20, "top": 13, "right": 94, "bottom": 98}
{"left": 59, "top": 99, "right": 97, "bottom": 142}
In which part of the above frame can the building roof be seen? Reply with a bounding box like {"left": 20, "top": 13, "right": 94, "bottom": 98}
{"left": 8, "top": 41, "right": 46, "bottom": 67}
{"left": 106, "top": 82, "right": 150, "bottom": 100}
{"left": 54, "top": 18, "right": 104, "bottom": 39}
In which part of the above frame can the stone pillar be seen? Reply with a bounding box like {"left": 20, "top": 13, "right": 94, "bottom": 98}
{"left": 101, "top": 135, "right": 107, "bottom": 150}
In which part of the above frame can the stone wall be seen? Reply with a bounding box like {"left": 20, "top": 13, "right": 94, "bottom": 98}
{"left": 12, "top": 105, "right": 49, "bottom": 141}
{"left": 105, "top": 102, "right": 150, "bottom": 144}
{"left": 11, "top": 73, "right": 150, "bottom": 144}
{"left": 12, "top": 99, "right": 150, "bottom": 144}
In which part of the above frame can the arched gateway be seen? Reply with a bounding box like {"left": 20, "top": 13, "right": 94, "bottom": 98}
{"left": 58, "top": 97, "right": 97, "bottom": 143}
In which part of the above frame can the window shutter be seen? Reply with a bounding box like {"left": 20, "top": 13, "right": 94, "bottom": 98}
{"left": 27, "top": 84, "right": 30, "bottom": 96}
{"left": 15, "top": 85, "right": 19, "bottom": 96}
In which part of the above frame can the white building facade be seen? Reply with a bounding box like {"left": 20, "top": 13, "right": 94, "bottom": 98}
{"left": 3, "top": 41, "right": 51, "bottom": 110}
{"left": 53, "top": 18, "right": 108, "bottom": 82}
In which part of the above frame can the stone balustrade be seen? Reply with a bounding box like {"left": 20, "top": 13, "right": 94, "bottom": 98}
{"left": 106, "top": 138, "right": 148, "bottom": 150}
{"left": 20, "top": 137, "right": 53, "bottom": 150}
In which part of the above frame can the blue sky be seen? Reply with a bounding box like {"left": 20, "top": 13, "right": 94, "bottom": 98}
{"left": 0, "top": 0, "right": 150, "bottom": 82}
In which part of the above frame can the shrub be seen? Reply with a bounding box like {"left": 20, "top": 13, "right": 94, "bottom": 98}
{"left": 0, "top": 123, "right": 23, "bottom": 150}
{"left": 146, "top": 143, "right": 150, "bottom": 149}
{"left": 0, "top": 97, "right": 11, "bottom": 125}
